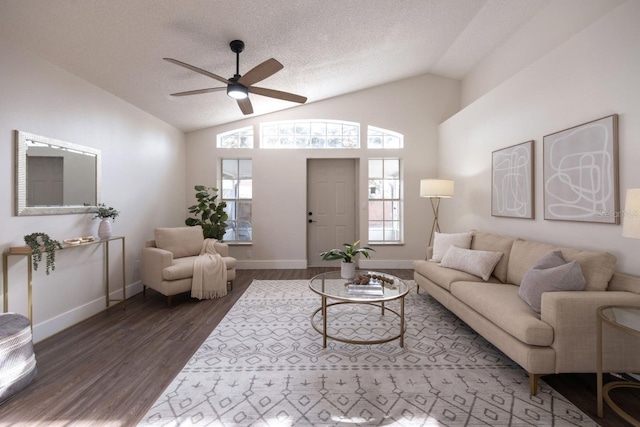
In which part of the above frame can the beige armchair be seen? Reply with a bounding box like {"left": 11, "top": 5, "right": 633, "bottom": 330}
{"left": 141, "top": 226, "right": 237, "bottom": 306}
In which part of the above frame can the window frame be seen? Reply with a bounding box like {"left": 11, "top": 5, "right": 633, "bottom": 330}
{"left": 217, "top": 126, "right": 254, "bottom": 149}
{"left": 367, "top": 126, "right": 404, "bottom": 149}
{"left": 260, "top": 119, "right": 360, "bottom": 149}
{"left": 220, "top": 158, "right": 253, "bottom": 244}
{"left": 367, "top": 158, "right": 403, "bottom": 244}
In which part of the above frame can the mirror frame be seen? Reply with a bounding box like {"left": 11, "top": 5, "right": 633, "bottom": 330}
{"left": 15, "top": 130, "right": 101, "bottom": 216}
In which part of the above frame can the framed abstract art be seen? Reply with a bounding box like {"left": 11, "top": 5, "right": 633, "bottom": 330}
{"left": 491, "top": 140, "right": 534, "bottom": 219}
{"left": 543, "top": 114, "right": 619, "bottom": 224}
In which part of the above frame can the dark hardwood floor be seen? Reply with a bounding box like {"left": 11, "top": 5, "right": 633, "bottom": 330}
{"left": 0, "top": 268, "right": 638, "bottom": 426}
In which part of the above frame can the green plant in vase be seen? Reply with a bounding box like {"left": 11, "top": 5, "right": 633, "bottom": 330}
{"left": 23, "top": 232, "right": 62, "bottom": 275}
{"left": 185, "top": 185, "right": 229, "bottom": 241}
{"left": 320, "top": 240, "right": 375, "bottom": 279}
{"left": 93, "top": 203, "right": 120, "bottom": 222}
{"left": 93, "top": 203, "right": 120, "bottom": 239}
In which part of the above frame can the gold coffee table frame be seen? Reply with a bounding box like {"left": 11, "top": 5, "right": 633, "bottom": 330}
{"left": 309, "top": 270, "right": 409, "bottom": 348}
{"left": 596, "top": 305, "right": 640, "bottom": 426}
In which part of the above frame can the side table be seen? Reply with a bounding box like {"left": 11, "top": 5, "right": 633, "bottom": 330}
{"left": 596, "top": 305, "right": 640, "bottom": 426}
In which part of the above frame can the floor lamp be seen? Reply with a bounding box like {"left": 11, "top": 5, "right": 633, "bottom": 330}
{"left": 420, "top": 179, "right": 454, "bottom": 246}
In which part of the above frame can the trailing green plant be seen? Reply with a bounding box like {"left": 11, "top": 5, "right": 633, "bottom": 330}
{"left": 93, "top": 203, "right": 120, "bottom": 221}
{"left": 320, "top": 240, "right": 375, "bottom": 263}
{"left": 185, "top": 185, "right": 229, "bottom": 240}
{"left": 23, "top": 232, "right": 62, "bottom": 275}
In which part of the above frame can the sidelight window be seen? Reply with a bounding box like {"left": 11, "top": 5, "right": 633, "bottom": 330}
{"left": 221, "top": 159, "right": 252, "bottom": 242}
{"left": 368, "top": 158, "right": 402, "bottom": 243}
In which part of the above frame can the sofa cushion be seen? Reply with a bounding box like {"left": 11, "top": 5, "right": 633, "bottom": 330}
{"left": 155, "top": 226, "right": 204, "bottom": 259}
{"left": 518, "top": 251, "right": 586, "bottom": 314}
{"left": 560, "top": 248, "right": 616, "bottom": 291}
{"left": 507, "top": 240, "right": 557, "bottom": 286}
{"left": 413, "top": 260, "right": 485, "bottom": 291}
{"left": 163, "top": 256, "right": 197, "bottom": 281}
{"left": 440, "top": 246, "right": 503, "bottom": 281}
{"left": 451, "top": 281, "right": 554, "bottom": 346}
{"left": 431, "top": 232, "right": 472, "bottom": 262}
{"left": 506, "top": 240, "right": 616, "bottom": 291}
{"left": 470, "top": 231, "right": 517, "bottom": 283}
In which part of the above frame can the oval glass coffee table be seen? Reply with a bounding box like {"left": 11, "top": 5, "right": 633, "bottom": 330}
{"left": 309, "top": 270, "right": 409, "bottom": 348}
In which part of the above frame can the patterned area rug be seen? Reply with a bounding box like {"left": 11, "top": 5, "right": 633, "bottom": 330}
{"left": 139, "top": 280, "right": 596, "bottom": 426}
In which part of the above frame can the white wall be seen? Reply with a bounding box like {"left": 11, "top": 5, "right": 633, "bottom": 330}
{"left": 186, "top": 73, "right": 460, "bottom": 268}
{"left": 461, "top": 0, "right": 625, "bottom": 108}
{"left": 0, "top": 42, "right": 187, "bottom": 342}
{"left": 439, "top": 1, "right": 640, "bottom": 276}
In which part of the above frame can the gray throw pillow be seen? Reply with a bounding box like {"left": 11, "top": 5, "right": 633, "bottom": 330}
{"left": 518, "top": 250, "right": 586, "bottom": 315}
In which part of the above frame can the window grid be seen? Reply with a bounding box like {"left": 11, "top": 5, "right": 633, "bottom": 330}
{"left": 368, "top": 158, "right": 402, "bottom": 243}
{"left": 260, "top": 120, "right": 360, "bottom": 149}
{"left": 221, "top": 158, "right": 252, "bottom": 242}
{"left": 217, "top": 126, "right": 254, "bottom": 148}
{"left": 367, "top": 126, "right": 403, "bottom": 149}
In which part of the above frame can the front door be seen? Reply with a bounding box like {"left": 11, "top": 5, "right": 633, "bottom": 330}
{"left": 307, "top": 159, "right": 357, "bottom": 266}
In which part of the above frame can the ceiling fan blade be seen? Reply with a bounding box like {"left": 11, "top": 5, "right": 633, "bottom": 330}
{"left": 249, "top": 86, "right": 307, "bottom": 104}
{"left": 170, "top": 87, "right": 226, "bottom": 97}
{"left": 163, "top": 58, "right": 230, "bottom": 85}
{"left": 237, "top": 97, "right": 253, "bottom": 115}
{"left": 238, "top": 58, "right": 283, "bottom": 87}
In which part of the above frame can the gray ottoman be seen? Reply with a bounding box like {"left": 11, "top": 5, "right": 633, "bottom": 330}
{"left": 0, "top": 313, "right": 37, "bottom": 404}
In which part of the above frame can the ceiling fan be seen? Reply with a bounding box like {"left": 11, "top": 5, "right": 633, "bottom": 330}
{"left": 164, "top": 40, "right": 307, "bottom": 115}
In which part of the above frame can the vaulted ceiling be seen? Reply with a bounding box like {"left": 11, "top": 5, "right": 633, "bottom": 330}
{"left": 0, "top": 0, "right": 621, "bottom": 132}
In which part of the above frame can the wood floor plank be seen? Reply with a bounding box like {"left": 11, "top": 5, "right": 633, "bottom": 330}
{"left": 0, "top": 268, "right": 637, "bottom": 426}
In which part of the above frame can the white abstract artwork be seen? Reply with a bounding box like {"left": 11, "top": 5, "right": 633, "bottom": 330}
{"left": 492, "top": 140, "right": 534, "bottom": 219}
{"left": 543, "top": 115, "right": 619, "bottom": 223}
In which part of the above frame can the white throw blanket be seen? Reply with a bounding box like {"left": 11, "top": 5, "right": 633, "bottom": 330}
{"left": 191, "top": 239, "right": 227, "bottom": 300}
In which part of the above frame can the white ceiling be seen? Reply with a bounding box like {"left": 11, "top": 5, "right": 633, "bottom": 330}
{"left": 0, "top": 0, "right": 609, "bottom": 132}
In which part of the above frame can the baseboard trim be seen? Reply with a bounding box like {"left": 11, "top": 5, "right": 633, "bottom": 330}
{"left": 236, "top": 260, "right": 308, "bottom": 269}
{"left": 33, "top": 281, "right": 143, "bottom": 343}
{"left": 236, "top": 260, "right": 415, "bottom": 270}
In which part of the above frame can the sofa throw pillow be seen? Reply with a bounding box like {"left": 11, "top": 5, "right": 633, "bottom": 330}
{"left": 518, "top": 250, "right": 586, "bottom": 315}
{"left": 431, "top": 232, "right": 472, "bottom": 262}
{"left": 439, "top": 246, "right": 503, "bottom": 281}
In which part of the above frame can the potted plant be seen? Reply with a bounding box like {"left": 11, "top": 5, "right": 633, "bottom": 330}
{"left": 93, "top": 203, "right": 119, "bottom": 239}
{"left": 320, "top": 240, "right": 375, "bottom": 279}
{"left": 185, "top": 185, "right": 229, "bottom": 240}
{"left": 23, "top": 232, "right": 62, "bottom": 275}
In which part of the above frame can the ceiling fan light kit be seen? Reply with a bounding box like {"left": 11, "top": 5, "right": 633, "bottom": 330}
{"left": 164, "top": 39, "right": 307, "bottom": 115}
{"left": 227, "top": 81, "right": 248, "bottom": 99}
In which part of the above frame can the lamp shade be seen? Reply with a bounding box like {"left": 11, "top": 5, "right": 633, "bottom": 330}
{"left": 420, "top": 179, "right": 454, "bottom": 198}
{"left": 623, "top": 188, "right": 640, "bottom": 239}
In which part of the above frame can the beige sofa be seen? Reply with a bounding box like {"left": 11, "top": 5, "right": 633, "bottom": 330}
{"left": 413, "top": 230, "right": 640, "bottom": 395}
{"left": 141, "top": 226, "right": 237, "bottom": 306}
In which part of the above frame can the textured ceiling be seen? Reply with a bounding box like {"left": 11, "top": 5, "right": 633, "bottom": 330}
{"left": 0, "top": 0, "right": 570, "bottom": 132}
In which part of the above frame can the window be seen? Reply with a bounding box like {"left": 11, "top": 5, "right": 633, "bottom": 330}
{"left": 261, "top": 120, "right": 359, "bottom": 149}
{"left": 217, "top": 126, "right": 253, "bottom": 148}
{"left": 221, "top": 159, "right": 252, "bottom": 242}
{"left": 368, "top": 158, "right": 402, "bottom": 243}
{"left": 367, "top": 126, "right": 403, "bottom": 149}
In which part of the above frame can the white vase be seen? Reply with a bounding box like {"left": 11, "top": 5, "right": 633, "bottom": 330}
{"left": 98, "top": 219, "right": 112, "bottom": 239}
{"left": 341, "top": 261, "right": 356, "bottom": 279}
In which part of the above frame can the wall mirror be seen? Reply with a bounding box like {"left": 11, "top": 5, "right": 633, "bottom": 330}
{"left": 15, "top": 130, "right": 101, "bottom": 216}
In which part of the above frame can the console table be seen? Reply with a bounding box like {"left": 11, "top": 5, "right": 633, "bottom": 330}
{"left": 2, "top": 236, "right": 126, "bottom": 324}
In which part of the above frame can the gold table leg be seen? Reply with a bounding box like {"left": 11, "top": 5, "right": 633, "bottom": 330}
{"left": 400, "top": 296, "right": 405, "bottom": 347}
{"left": 597, "top": 313, "right": 604, "bottom": 417}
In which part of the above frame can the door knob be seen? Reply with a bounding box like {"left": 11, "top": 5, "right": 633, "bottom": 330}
{"left": 308, "top": 219, "right": 317, "bottom": 223}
